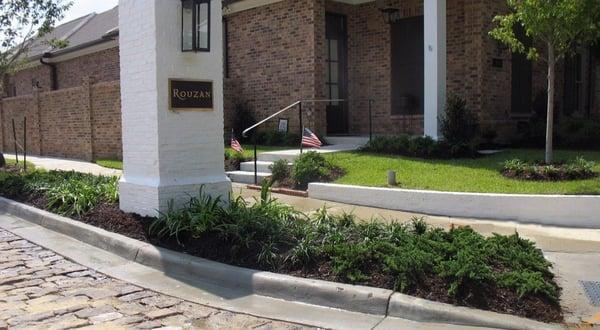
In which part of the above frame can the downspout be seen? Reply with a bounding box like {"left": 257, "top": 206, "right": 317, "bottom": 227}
{"left": 40, "top": 52, "right": 57, "bottom": 90}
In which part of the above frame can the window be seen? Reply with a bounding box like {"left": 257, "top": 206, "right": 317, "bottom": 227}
{"left": 182, "top": 0, "right": 210, "bottom": 52}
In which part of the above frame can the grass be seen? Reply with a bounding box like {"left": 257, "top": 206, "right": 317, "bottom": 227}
{"left": 323, "top": 149, "right": 600, "bottom": 195}
{"left": 95, "top": 159, "right": 123, "bottom": 170}
{"left": 5, "top": 159, "right": 35, "bottom": 170}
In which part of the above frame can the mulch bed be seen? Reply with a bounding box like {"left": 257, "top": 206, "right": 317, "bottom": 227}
{"left": 502, "top": 165, "right": 598, "bottom": 181}
{"left": 0, "top": 166, "right": 563, "bottom": 323}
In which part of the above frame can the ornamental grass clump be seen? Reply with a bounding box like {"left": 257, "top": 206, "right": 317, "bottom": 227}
{"left": 502, "top": 156, "right": 597, "bottom": 181}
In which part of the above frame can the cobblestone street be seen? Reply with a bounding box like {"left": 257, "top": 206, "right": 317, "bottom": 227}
{"left": 0, "top": 228, "right": 314, "bottom": 329}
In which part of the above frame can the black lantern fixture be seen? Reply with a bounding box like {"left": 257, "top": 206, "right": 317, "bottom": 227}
{"left": 182, "top": 0, "right": 211, "bottom": 52}
{"left": 375, "top": 0, "right": 400, "bottom": 24}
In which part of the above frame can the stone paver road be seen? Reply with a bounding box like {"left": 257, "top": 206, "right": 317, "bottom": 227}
{"left": 0, "top": 228, "right": 314, "bottom": 329}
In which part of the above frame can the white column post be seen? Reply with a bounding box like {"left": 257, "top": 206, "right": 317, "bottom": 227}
{"left": 118, "top": 0, "right": 231, "bottom": 216}
{"left": 424, "top": 0, "right": 446, "bottom": 140}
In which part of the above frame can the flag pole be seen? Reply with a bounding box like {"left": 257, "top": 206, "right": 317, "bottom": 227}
{"left": 299, "top": 102, "right": 303, "bottom": 154}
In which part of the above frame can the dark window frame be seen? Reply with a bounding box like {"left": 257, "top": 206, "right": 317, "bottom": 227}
{"left": 181, "top": 0, "right": 211, "bottom": 52}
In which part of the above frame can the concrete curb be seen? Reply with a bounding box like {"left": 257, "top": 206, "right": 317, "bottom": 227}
{"left": 308, "top": 182, "right": 600, "bottom": 228}
{"left": 0, "top": 196, "right": 559, "bottom": 329}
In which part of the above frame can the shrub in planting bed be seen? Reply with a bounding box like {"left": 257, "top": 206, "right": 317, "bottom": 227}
{"left": 502, "top": 157, "right": 597, "bottom": 181}
{"left": 0, "top": 167, "right": 563, "bottom": 323}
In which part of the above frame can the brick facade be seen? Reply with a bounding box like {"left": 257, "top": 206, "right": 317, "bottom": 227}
{"left": 0, "top": 80, "right": 121, "bottom": 161}
{"left": 3, "top": 0, "right": 600, "bottom": 162}
{"left": 7, "top": 47, "right": 120, "bottom": 96}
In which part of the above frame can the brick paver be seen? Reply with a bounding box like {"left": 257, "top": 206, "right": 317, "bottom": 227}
{"left": 0, "top": 229, "right": 314, "bottom": 329}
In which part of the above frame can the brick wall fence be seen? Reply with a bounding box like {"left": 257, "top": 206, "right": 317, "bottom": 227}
{"left": 0, "top": 79, "right": 122, "bottom": 161}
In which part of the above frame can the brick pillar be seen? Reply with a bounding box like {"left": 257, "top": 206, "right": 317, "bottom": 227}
{"left": 82, "top": 77, "right": 95, "bottom": 161}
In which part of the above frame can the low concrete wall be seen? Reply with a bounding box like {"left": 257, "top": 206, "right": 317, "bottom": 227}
{"left": 308, "top": 183, "right": 600, "bottom": 228}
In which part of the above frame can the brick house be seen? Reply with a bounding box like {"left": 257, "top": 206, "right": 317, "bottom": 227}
{"left": 1, "top": 1, "right": 599, "bottom": 160}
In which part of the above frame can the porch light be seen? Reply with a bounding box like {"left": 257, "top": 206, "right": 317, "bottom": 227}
{"left": 182, "top": 0, "right": 210, "bottom": 52}
{"left": 376, "top": 0, "right": 400, "bottom": 24}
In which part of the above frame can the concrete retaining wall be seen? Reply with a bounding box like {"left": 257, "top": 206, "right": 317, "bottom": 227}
{"left": 308, "top": 183, "right": 600, "bottom": 228}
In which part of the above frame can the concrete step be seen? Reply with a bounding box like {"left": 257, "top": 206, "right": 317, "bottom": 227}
{"left": 324, "top": 136, "right": 370, "bottom": 146}
{"left": 257, "top": 151, "right": 301, "bottom": 163}
{"left": 226, "top": 171, "right": 271, "bottom": 184}
{"left": 240, "top": 161, "right": 274, "bottom": 173}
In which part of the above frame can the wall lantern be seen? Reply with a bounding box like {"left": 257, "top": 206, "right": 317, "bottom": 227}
{"left": 181, "top": 0, "right": 211, "bottom": 52}
{"left": 375, "top": 0, "right": 400, "bottom": 24}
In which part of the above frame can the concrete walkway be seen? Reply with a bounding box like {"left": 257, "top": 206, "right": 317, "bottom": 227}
{"left": 4, "top": 154, "right": 121, "bottom": 177}
{"left": 234, "top": 183, "right": 600, "bottom": 327}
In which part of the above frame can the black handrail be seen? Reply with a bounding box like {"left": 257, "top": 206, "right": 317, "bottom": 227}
{"left": 241, "top": 98, "right": 373, "bottom": 185}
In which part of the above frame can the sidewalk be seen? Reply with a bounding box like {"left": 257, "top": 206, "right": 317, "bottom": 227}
{"left": 4, "top": 154, "right": 121, "bottom": 177}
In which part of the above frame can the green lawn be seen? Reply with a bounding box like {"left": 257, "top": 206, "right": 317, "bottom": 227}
{"left": 324, "top": 149, "right": 600, "bottom": 195}
{"left": 5, "top": 159, "right": 35, "bottom": 170}
{"left": 95, "top": 159, "right": 123, "bottom": 170}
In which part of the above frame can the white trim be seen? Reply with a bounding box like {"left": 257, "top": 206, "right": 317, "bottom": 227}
{"left": 223, "top": 0, "right": 284, "bottom": 15}
{"left": 423, "top": 0, "right": 446, "bottom": 140}
{"left": 223, "top": 0, "right": 375, "bottom": 15}
{"left": 308, "top": 183, "right": 600, "bottom": 228}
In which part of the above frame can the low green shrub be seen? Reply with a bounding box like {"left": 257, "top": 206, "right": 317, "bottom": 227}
{"left": 440, "top": 95, "right": 479, "bottom": 145}
{"left": 502, "top": 157, "right": 597, "bottom": 181}
{"left": 149, "top": 188, "right": 560, "bottom": 307}
{"left": 291, "top": 151, "right": 333, "bottom": 189}
{"left": 361, "top": 135, "right": 476, "bottom": 159}
{"left": 254, "top": 130, "right": 300, "bottom": 147}
{"left": 269, "top": 159, "right": 290, "bottom": 183}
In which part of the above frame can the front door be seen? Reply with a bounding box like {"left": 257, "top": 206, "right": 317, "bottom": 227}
{"left": 326, "top": 13, "right": 349, "bottom": 134}
{"left": 391, "top": 16, "right": 424, "bottom": 116}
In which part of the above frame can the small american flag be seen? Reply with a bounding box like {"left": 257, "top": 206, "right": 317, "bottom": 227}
{"left": 302, "top": 127, "right": 322, "bottom": 148}
{"left": 231, "top": 130, "right": 244, "bottom": 153}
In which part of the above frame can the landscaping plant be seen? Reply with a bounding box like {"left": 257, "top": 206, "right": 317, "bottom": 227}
{"left": 440, "top": 95, "right": 479, "bottom": 146}
{"left": 269, "top": 159, "right": 290, "bottom": 184}
{"left": 291, "top": 151, "right": 334, "bottom": 189}
{"left": 360, "top": 135, "right": 475, "bottom": 159}
{"left": 490, "top": 0, "right": 600, "bottom": 163}
{"left": 502, "top": 156, "right": 597, "bottom": 181}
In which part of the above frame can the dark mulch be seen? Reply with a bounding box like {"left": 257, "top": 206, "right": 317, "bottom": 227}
{"left": 0, "top": 170, "right": 563, "bottom": 323}
{"left": 224, "top": 157, "right": 241, "bottom": 172}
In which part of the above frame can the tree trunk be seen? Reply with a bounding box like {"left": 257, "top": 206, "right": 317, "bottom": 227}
{"left": 545, "top": 43, "right": 556, "bottom": 164}
{"left": 0, "top": 152, "right": 5, "bottom": 168}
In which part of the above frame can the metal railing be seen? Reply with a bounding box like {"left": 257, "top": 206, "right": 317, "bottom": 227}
{"left": 242, "top": 98, "right": 374, "bottom": 185}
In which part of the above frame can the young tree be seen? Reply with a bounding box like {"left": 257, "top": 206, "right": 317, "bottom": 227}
{"left": 0, "top": 0, "right": 71, "bottom": 161}
{"left": 490, "top": 0, "right": 600, "bottom": 163}
{"left": 0, "top": 0, "right": 72, "bottom": 86}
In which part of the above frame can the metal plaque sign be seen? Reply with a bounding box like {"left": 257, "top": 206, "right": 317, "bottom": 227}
{"left": 169, "top": 79, "right": 213, "bottom": 111}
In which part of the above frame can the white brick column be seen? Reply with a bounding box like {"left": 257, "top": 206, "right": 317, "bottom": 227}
{"left": 423, "top": 0, "right": 447, "bottom": 140}
{"left": 118, "top": 0, "right": 231, "bottom": 216}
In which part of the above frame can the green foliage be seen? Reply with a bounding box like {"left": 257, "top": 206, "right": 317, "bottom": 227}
{"left": 489, "top": 0, "right": 600, "bottom": 62}
{"left": 149, "top": 189, "right": 223, "bottom": 245}
{"left": 440, "top": 95, "right": 479, "bottom": 145}
{"left": 269, "top": 159, "right": 290, "bottom": 183}
{"left": 497, "top": 271, "right": 558, "bottom": 300}
{"left": 502, "top": 157, "right": 596, "bottom": 180}
{"left": 0, "top": 0, "right": 72, "bottom": 78}
{"left": 255, "top": 130, "right": 300, "bottom": 147}
{"left": 291, "top": 151, "right": 333, "bottom": 189}
{"left": 361, "top": 135, "right": 475, "bottom": 159}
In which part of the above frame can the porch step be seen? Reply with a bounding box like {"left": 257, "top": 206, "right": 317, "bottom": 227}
{"left": 240, "top": 161, "right": 274, "bottom": 173}
{"left": 226, "top": 171, "right": 271, "bottom": 184}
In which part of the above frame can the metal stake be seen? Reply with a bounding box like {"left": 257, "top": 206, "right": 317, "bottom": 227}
{"left": 23, "top": 117, "right": 27, "bottom": 171}
{"left": 369, "top": 99, "right": 373, "bottom": 141}
{"left": 12, "top": 119, "right": 18, "bottom": 164}
{"left": 253, "top": 135, "right": 258, "bottom": 185}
